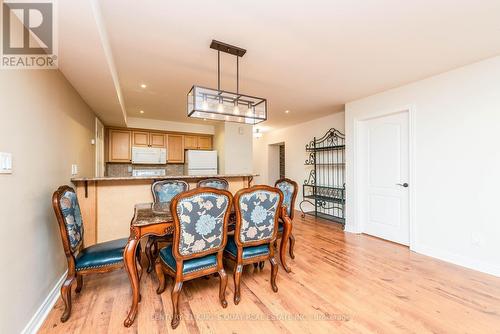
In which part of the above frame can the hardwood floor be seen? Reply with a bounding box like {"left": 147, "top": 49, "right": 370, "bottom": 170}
{"left": 40, "top": 212, "right": 500, "bottom": 333}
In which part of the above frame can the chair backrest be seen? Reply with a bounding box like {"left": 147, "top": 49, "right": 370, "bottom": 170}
{"left": 274, "top": 178, "right": 298, "bottom": 219}
{"left": 197, "top": 178, "right": 229, "bottom": 190}
{"left": 152, "top": 180, "right": 189, "bottom": 203}
{"left": 52, "top": 186, "right": 84, "bottom": 258}
{"left": 170, "top": 187, "right": 233, "bottom": 260}
{"left": 233, "top": 185, "right": 283, "bottom": 247}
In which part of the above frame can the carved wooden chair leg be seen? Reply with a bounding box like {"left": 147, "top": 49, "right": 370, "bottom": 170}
{"left": 171, "top": 280, "right": 183, "bottom": 329}
{"left": 289, "top": 234, "right": 296, "bottom": 259}
{"left": 155, "top": 261, "right": 167, "bottom": 294}
{"left": 259, "top": 261, "right": 265, "bottom": 270}
{"left": 60, "top": 275, "right": 75, "bottom": 322}
{"left": 269, "top": 257, "right": 278, "bottom": 292}
{"left": 218, "top": 268, "right": 228, "bottom": 308}
{"left": 233, "top": 263, "right": 243, "bottom": 305}
{"left": 145, "top": 237, "right": 155, "bottom": 273}
{"left": 75, "top": 274, "right": 83, "bottom": 294}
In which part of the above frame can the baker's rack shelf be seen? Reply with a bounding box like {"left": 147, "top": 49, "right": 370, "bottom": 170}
{"left": 299, "top": 128, "right": 346, "bottom": 226}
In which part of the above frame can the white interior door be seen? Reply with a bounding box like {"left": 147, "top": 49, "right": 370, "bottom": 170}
{"left": 361, "top": 110, "right": 409, "bottom": 245}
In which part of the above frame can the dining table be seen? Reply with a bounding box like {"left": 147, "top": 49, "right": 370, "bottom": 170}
{"left": 122, "top": 200, "right": 292, "bottom": 327}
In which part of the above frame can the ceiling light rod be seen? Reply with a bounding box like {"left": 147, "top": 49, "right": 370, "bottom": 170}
{"left": 210, "top": 40, "right": 246, "bottom": 95}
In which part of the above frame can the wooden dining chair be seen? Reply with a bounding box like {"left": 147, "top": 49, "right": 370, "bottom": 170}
{"left": 52, "top": 186, "right": 137, "bottom": 322}
{"left": 197, "top": 177, "right": 229, "bottom": 190}
{"left": 256, "top": 179, "right": 298, "bottom": 272}
{"left": 224, "top": 185, "right": 283, "bottom": 304}
{"left": 275, "top": 178, "right": 298, "bottom": 264}
{"left": 145, "top": 180, "right": 189, "bottom": 273}
{"left": 155, "top": 187, "right": 233, "bottom": 329}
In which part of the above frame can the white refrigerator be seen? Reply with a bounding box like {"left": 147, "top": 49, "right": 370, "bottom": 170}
{"left": 184, "top": 150, "right": 218, "bottom": 175}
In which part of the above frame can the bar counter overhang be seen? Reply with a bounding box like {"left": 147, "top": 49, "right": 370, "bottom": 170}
{"left": 71, "top": 174, "right": 255, "bottom": 246}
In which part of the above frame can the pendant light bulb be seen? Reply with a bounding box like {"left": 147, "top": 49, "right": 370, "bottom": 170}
{"left": 217, "top": 103, "right": 224, "bottom": 113}
{"left": 201, "top": 94, "right": 209, "bottom": 111}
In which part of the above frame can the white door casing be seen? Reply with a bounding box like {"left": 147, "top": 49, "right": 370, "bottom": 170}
{"left": 360, "top": 110, "right": 410, "bottom": 245}
{"left": 95, "top": 117, "right": 105, "bottom": 177}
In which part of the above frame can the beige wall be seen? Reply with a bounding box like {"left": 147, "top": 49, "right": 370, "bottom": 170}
{"left": 214, "top": 122, "right": 253, "bottom": 174}
{"left": 253, "top": 112, "right": 345, "bottom": 211}
{"left": 0, "top": 70, "right": 96, "bottom": 333}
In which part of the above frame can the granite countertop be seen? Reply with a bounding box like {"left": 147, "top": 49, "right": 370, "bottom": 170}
{"left": 71, "top": 173, "right": 257, "bottom": 182}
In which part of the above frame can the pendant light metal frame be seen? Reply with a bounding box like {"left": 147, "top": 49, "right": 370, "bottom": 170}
{"left": 187, "top": 40, "right": 267, "bottom": 124}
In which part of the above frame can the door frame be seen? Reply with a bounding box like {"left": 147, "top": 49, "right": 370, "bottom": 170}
{"left": 352, "top": 105, "right": 416, "bottom": 249}
{"left": 95, "top": 117, "right": 105, "bottom": 177}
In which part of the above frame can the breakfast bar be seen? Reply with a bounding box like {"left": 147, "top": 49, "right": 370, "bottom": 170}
{"left": 71, "top": 174, "right": 254, "bottom": 246}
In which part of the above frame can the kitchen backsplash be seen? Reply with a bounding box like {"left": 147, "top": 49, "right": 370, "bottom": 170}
{"left": 106, "top": 163, "right": 184, "bottom": 177}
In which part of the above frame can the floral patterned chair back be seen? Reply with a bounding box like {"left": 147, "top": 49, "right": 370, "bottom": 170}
{"left": 52, "top": 186, "right": 84, "bottom": 256}
{"left": 171, "top": 188, "right": 233, "bottom": 259}
{"left": 197, "top": 178, "right": 229, "bottom": 190}
{"left": 234, "top": 186, "right": 283, "bottom": 246}
{"left": 274, "top": 178, "right": 298, "bottom": 219}
{"left": 152, "top": 180, "right": 189, "bottom": 203}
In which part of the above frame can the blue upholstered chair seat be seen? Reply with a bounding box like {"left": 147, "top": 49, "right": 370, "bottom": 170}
{"left": 278, "top": 223, "right": 284, "bottom": 233}
{"left": 75, "top": 238, "right": 127, "bottom": 271}
{"left": 159, "top": 245, "right": 217, "bottom": 274}
{"left": 224, "top": 235, "right": 270, "bottom": 259}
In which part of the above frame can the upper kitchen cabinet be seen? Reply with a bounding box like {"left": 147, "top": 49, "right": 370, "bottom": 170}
{"left": 150, "top": 133, "right": 167, "bottom": 148}
{"left": 184, "top": 135, "right": 213, "bottom": 150}
{"left": 108, "top": 129, "right": 132, "bottom": 162}
{"left": 198, "top": 136, "right": 212, "bottom": 150}
{"left": 168, "top": 134, "right": 184, "bottom": 163}
{"left": 132, "top": 131, "right": 166, "bottom": 148}
{"left": 132, "top": 131, "right": 149, "bottom": 147}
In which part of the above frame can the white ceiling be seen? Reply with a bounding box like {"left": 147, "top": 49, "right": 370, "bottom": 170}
{"left": 59, "top": 0, "right": 500, "bottom": 129}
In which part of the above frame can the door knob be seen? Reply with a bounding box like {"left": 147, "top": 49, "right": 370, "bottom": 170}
{"left": 396, "top": 183, "right": 409, "bottom": 188}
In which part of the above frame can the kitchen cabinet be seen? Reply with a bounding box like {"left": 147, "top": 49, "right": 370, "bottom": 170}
{"left": 184, "top": 135, "right": 213, "bottom": 150}
{"left": 184, "top": 135, "right": 198, "bottom": 149}
{"left": 132, "top": 131, "right": 149, "bottom": 147}
{"left": 132, "top": 131, "right": 166, "bottom": 148}
{"left": 108, "top": 129, "right": 131, "bottom": 162}
{"left": 107, "top": 127, "right": 211, "bottom": 164}
{"left": 150, "top": 133, "right": 167, "bottom": 148}
{"left": 168, "top": 134, "right": 184, "bottom": 163}
{"left": 198, "top": 136, "right": 212, "bottom": 150}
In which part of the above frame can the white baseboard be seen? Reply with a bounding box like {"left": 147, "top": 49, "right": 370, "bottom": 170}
{"left": 21, "top": 270, "right": 68, "bottom": 334}
{"left": 411, "top": 244, "right": 500, "bottom": 278}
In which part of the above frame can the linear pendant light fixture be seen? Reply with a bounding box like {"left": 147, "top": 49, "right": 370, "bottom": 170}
{"left": 187, "top": 40, "right": 267, "bottom": 124}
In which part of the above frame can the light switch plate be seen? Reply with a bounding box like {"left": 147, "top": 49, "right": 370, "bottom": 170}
{"left": 71, "top": 164, "right": 78, "bottom": 176}
{"left": 0, "top": 152, "right": 12, "bottom": 174}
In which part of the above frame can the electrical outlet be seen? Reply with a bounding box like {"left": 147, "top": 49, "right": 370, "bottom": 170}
{"left": 71, "top": 164, "right": 78, "bottom": 176}
{"left": 0, "top": 152, "right": 12, "bottom": 174}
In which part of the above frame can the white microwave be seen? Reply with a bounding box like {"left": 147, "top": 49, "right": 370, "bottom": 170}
{"left": 132, "top": 147, "right": 167, "bottom": 164}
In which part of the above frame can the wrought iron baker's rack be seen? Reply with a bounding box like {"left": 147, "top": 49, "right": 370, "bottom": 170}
{"left": 299, "top": 128, "right": 345, "bottom": 226}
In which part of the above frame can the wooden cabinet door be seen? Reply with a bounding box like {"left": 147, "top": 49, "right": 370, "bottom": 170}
{"left": 167, "top": 135, "right": 184, "bottom": 163}
{"left": 198, "top": 136, "right": 212, "bottom": 150}
{"left": 132, "top": 131, "right": 149, "bottom": 147}
{"left": 184, "top": 135, "right": 198, "bottom": 149}
{"left": 109, "top": 130, "right": 131, "bottom": 162}
{"left": 150, "top": 133, "right": 166, "bottom": 148}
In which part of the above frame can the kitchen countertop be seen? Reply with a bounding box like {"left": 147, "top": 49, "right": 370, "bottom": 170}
{"left": 71, "top": 173, "right": 256, "bottom": 182}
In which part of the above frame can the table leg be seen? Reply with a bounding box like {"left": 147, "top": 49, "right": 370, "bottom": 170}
{"left": 280, "top": 214, "right": 292, "bottom": 273}
{"left": 124, "top": 237, "right": 140, "bottom": 327}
